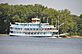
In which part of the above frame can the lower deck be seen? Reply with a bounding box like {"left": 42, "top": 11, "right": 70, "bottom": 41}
{"left": 9, "top": 32, "right": 58, "bottom": 36}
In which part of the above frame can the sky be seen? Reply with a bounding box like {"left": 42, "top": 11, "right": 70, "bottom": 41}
{"left": 0, "top": 0, "right": 82, "bottom": 16}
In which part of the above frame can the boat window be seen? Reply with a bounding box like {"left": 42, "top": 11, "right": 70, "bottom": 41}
{"left": 24, "top": 32, "right": 27, "bottom": 34}
{"left": 45, "top": 28, "right": 47, "bottom": 30}
{"left": 31, "top": 32, "right": 33, "bottom": 34}
{"left": 28, "top": 32, "right": 30, "bottom": 34}
{"left": 30, "top": 24, "right": 32, "bottom": 26}
{"left": 15, "top": 28, "right": 22, "bottom": 30}
{"left": 34, "top": 32, "right": 36, "bottom": 34}
{"left": 30, "top": 28, "right": 32, "bottom": 30}
{"left": 25, "top": 28, "right": 29, "bottom": 30}
{"left": 10, "top": 31, "right": 13, "bottom": 33}
{"left": 16, "top": 24, "right": 18, "bottom": 25}
{"left": 33, "top": 24, "right": 35, "bottom": 26}
{"left": 37, "top": 32, "right": 39, "bottom": 34}
{"left": 53, "top": 32, "right": 58, "bottom": 34}
{"left": 50, "top": 28, "right": 52, "bottom": 30}
{"left": 44, "top": 32, "right": 45, "bottom": 34}
{"left": 42, "top": 28, "right": 44, "bottom": 30}
{"left": 48, "top": 28, "right": 49, "bottom": 30}
{"left": 20, "top": 28, "right": 22, "bottom": 30}
{"left": 36, "top": 28, "right": 38, "bottom": 30}
{"left": 10, "top": 27, "right": 13, "bottom": 29}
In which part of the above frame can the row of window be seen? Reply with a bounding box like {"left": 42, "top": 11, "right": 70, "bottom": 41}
{"left": 10, "top": 27, "right": 55, "bottom": 30}
{"left": 10, "top": 27, "right": 22, "bottom": 30}
{"left": 16, "top": 24, "right": 40, "bottom": 26}
{"left": 25, "top": 28, "right": 55, "bottom": 30}
{"left": 10, "top": 31, "right": 52, "bottom": 34}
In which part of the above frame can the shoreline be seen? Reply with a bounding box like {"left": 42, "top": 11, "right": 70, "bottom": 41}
{"left": 0, "top": 34, "right": 82, "bottom": 38}
{"left": 65, "top": 36, "right": 82, "bottom": 38}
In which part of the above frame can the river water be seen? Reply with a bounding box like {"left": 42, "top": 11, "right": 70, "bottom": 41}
{"left": 0, "top": 36, "right": 82, "bottom": 54}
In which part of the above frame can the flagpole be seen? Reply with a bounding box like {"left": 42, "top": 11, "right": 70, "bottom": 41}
{"left": 58, "top": 16, "right": 60, "bottom": 38}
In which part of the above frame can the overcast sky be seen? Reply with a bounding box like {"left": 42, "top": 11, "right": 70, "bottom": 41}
{"left": 0, "top": 0, "right": 82, "bottom": 16}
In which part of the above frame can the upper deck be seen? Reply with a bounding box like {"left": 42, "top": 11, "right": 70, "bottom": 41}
{"left": 10, "top": 18, "right": 58, "bottom": 32}
{"left": 10, "top": 22, "right": 56, "bottom": 30}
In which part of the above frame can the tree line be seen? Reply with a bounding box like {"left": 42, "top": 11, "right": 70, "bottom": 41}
{"left": 0, "top": 3, "right": 82, "bottom": 36}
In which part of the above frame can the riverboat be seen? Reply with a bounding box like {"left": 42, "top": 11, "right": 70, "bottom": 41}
{"left": 9, "top": 18, "right": 58, "bottom": 37}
